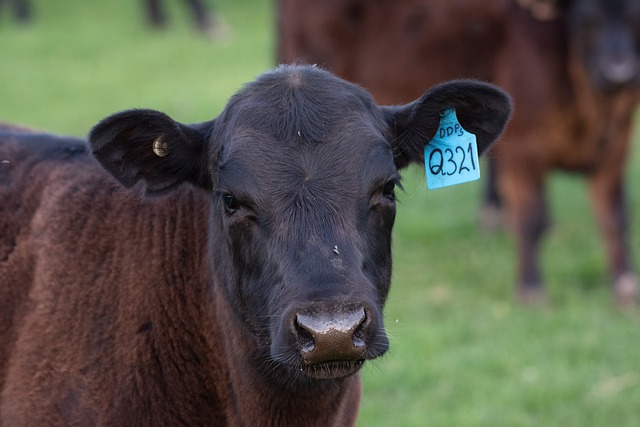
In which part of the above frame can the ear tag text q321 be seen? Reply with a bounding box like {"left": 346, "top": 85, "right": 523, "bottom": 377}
{"left": 424, "top": 108, "right": 480, "bottom": 190}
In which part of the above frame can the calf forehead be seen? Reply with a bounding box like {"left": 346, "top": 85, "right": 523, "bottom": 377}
{"left": 220, "top": 130, "right": 393, "bottom": 195}
{"left": 221, "top": 125, "right": 393, "bottom": 179}
{"left": 218, "top": 66, "right": 390, "bottom": 146}
{"left": 218, "top": 128, "right": 395, "bottom": 227}
{"left": 216, "top": 67, "right": 396, "bottom": 199}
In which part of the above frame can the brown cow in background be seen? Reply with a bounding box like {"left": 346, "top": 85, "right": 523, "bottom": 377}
{"left": 279, "top": 0, "right": 640, "bottom": 304}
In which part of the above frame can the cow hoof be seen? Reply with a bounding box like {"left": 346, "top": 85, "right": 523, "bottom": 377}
{"left": 205, "top": 16, "right": 232, "bottom": 42}
{"left": 518, "top": 286, "right": 547, "bottom": 306}
{"left": 517, "top": 285, "right": 546, "bottom": 305}
{"left": 614, "top": 273, "right": 639, "bottom": 306}
{"left": 479, "top": 203, "right": 504, "bottom": 233}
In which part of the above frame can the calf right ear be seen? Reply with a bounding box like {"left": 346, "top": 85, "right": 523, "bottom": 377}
{"left": 384, "top": 80, "right": 512, "bottom": 169}
{"left": 89, "top": 109, "right": 214, "bottom": 194}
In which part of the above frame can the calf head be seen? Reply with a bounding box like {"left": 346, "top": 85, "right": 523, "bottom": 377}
{"left": 565, "top": 0, "right": 640, "bottom": 92}
{"left": 89, "top": 65, "right": 510, "bottom": 382}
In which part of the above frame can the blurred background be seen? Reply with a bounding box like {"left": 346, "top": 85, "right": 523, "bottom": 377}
{"left": 1, "top": 0, "right": 639, "bottom": 425}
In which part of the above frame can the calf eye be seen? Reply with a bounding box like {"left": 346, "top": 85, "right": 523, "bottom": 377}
{"left": 382, "top": 181, "right": 396, "bottom": 200}
{"left": 222, "top": 193, "right": 239, "bottom": 214}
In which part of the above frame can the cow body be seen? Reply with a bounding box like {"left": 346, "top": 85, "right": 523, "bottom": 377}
{"left": 278, "top": 0, "right": 640, "bottom": 303}
{"left": 0, "top": 66, "right": 510, "bottom": 425}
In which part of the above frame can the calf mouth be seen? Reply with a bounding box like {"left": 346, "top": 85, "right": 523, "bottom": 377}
{"left": 269, "top": 302, "right": 389, "bottom": 381}
{"left": 301, "top": 359, "right": 365, "bottom": 380}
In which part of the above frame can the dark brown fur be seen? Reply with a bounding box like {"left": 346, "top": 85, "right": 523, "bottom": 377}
{"left": 278, "top": 0, "right": 640, "bottom": 303}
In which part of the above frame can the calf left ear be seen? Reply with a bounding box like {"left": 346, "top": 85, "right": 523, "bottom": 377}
{"left": 384, "top": 80, "right": 512, "bottom": 169}
{"left": 89, "top": 109, "right": 213, "bottom": 194}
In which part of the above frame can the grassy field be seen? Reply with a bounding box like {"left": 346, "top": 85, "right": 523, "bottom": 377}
{"left": 2, "top": 1, "right": 640, "bottom": 426}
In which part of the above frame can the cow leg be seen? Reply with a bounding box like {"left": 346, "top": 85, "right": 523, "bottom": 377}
{"left": 480, "top": 156, "right": 504, "bottom": 232}
{"left": 14, "top": 0, "right": 31, "bottom": 21}
{"left": 501, "top": 169, "right": 549, "bottom": 303}
{"left": 588, "top": 171, "right": 638, "bottom": 305}
{"left": 0, "top": 0, "right": 32, "bottom": 22}
{"left": 183, "top": 0, "right": 212, "bottom": 32}
{"left": 145, "top": 0, "right": 166, "bottom": 28}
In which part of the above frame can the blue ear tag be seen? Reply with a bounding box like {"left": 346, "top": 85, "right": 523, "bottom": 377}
{"left": 424, "top": 108, "right": 480, "bottom": 190}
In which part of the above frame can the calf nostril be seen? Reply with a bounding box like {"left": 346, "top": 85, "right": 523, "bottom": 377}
{"left": 352, "top": 310, "right": 367, "bottom": 347}
{"left": 294, "top": 317, "right": 316, "bottom": 352}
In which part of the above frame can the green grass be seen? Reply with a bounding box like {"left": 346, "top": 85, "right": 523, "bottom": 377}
{"left": 0, "top": 0, "right": 274, "bottom": 134}
{"left": 2, "top": 1, "right": 640, "bottom": 426}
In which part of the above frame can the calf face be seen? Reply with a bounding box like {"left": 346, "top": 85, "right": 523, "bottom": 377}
{"left": 90, "top": 65, "right": 511, "bottom": 382}
{"left": 566, "top": 0, "right": 640, "bottom": 91}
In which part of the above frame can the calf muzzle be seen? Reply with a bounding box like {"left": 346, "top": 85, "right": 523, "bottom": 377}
{"left": 295, "top": 307, "right": 367, "bottom": 366}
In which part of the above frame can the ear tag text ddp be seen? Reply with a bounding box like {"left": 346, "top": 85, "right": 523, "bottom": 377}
{"left": 424, "top": 108, "right": 480, "bottom": 190}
